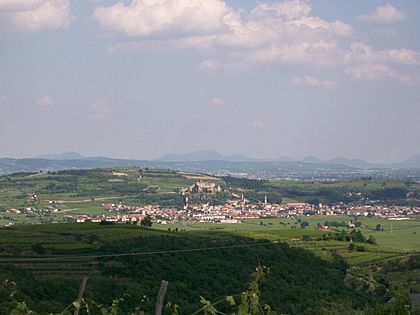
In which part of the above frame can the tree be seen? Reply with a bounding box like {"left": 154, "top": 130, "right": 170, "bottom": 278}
{"left": 356, "top": 245, "right": 366, "bottom": 252}
{"left": 300, "top": 221, "right": 309, "bottom": 229}
{"left": 367, "top": 235, "right": 377, "bottom": 245}
{"left": 140, "top": 215, "right": 153, "bottom": 228}
{"left": 349, "top": 230, "right": 366, "bottom": 243}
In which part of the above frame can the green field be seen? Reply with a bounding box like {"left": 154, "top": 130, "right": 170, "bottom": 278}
{"left": 151, "top": 215, "right": 420, "bottom": 273}
{"left": 0, "top": 167, "right": 419, "bottom": 271}
{"left": 1, "top": 167, "right": 420, "bottom": 227}
{"left": 226, "top": 176, "right": 420, "bottom": 204}
{"left": 0, "top": 222, "right": 398, "bottom": 314}
{"left": 153, "top": 215, "right": 420, "bottom": 252}
{"left": 1, "top": 167, "right": 420, "bottom": 313}
{"left": 1, "top": 215, "right": 418, "bottom": 264}
{"left": 0, "top": 217, "right": 419, "bottom": 314}
{"left": 0, "top": 168, "right": 225, "bottom": 225}
{"left": 3, "top": 212, "right": 417, "bottom": 266}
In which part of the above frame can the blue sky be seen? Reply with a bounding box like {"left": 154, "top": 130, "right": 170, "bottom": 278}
{"left": 0, "top": 0, "right": 419, "bottom": 163}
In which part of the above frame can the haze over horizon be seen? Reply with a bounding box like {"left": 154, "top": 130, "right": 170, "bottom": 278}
{"left": 3, "top": 149, "right": 418, "bottom": 166}
{"left": 1, "top": 0, "right": 419, "bottom": 163}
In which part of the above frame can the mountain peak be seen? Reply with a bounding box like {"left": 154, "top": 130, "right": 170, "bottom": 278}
{"left": 393, "top": 154, "right": 420, "bottom": 168}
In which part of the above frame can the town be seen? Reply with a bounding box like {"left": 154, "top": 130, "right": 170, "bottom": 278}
{"left": 63, "top": 183, "right": 420, "bottom": 225}
{"left": 3, "top": 179, "right": 420, "bottom": 228}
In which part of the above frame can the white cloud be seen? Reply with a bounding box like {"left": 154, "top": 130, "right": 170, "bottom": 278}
{"left": 94, "top": 0, "right": 352, "bottom": 57}
{"left": 250, "top": 1, "right": 311, "bottom": 20}
{"left": 36, "top": 95, "right": 55, "bottom": 107}
{"left": 350, "top": 42, "right": 420, "bottom": 65}
{"left": 345, "top": 63, "right": 415, "bottom": 85}
{"left": 358, "top": 4, "right": 406, "bottom": 24}
{"left": 93, "top": 0, "right": 418, "bottom": 82}
{"left": 241, "top": 40, "right": 348, "bottom": 68}
{"left": 0, "top": 0, "right": 74, "bottom": 31}
{"left": 82, "top": 100, "right": 112, "bottom": 121}
{"left": 0, "top": 0, "right": 44, "bottom": 10}
{"left": 208, "top": 97, "right": 226, "bottom": 106}
{"left": 291, "top": 75, "right": 340, "bottom": 90}
{"left": 252, "top": 120, "right": 265, "bottom": 129}
{"left": 93, "top": 0, "right": 240, "bottom": 38}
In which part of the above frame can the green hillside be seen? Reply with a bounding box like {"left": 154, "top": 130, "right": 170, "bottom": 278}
{"left": 0, "top": 168, "right": 226, "bottom": 225}
{"left": 1, "top": 167, "right": 419, "bottom": 227}
{"left": 0, "top": 223, "right": 373, "bottom": 314}
{"left": 1, "top": 168, "right": 419, "bottom": 314}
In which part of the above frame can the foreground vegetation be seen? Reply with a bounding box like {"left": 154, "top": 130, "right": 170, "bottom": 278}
{"left": 1, "top": 168, "right": 419, "bottom": 313}
{"left": 0, "top": 221, "right": 419, "bottom": 314}
{"left": 0, "top": 224, "right": 363, "bottom": 314}
{"left": 3, "top": 265, "right": 418, "bottom": 315}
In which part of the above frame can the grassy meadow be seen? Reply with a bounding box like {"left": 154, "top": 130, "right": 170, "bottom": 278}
{"left": 0, "top": 216, "right": 418, "bottom": 313}
{"left": 0, "top": 166, "right": 418, "bottom": 281}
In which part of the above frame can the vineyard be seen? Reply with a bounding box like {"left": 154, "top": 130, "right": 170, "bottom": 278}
{"left": 0, "top": 168, "right": 419, "bottom": 314}
{"left": 1, "top": 168, "right": 420, "bottom": 226}
{"left": 0, "top": 222, "right": 419, "bottom": 314}
{"left": 0, "top": 224, "right": 367, "bottom": 314}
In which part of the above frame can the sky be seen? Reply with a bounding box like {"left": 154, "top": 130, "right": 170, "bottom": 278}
{"left": 0, "top": 0, "right": 419, "bottom": 163}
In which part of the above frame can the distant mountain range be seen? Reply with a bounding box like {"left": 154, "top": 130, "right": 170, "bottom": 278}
{"left": 0, "top": 150, "right": 418, "bottom": 178}
{"left": 157, "top": 150, "right": 420, "bottom": 169}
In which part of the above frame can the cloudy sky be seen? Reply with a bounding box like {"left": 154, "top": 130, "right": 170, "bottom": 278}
{"left": 0, "top": 0, "right": 419, "bottom": 163}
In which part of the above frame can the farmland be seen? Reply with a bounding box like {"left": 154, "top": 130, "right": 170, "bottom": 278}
{"left": 0, "top": 167, "right": 420, "bottom": 313}
{"left": 0, "top": 221, "right": 408, "bottom": 314}
{"left": 0, "top": 210, "right": 419, "bottom": 314}
{"left": 152, "top": 215, "right": 420, "bottom": 252}
{"left": 1, "top": 167, "right": 420, "bottom": 226}
{"left": 0, "top": 167, "right": 418, "bottom": 265}
{"left": 0, "top": 219, "right": 419, "bottom": 314}
{"left": 0, "top": 168, "right": 225, "bottom": 225}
